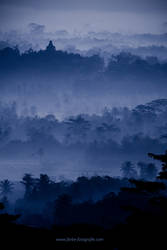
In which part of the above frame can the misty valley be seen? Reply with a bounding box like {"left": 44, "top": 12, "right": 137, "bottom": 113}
{"left": 0, "top": 40, "right": 167, "bottom": 248}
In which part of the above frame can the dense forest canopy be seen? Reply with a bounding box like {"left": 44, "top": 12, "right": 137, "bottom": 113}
{"left": 0, "top": 42, "right": 167, "bottom": 118}
{"left": 0, "top": 98, "right": 166, "bottom": 179}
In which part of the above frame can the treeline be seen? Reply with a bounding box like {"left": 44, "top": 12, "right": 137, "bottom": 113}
{"left": 0, "top": 157, "right": 160, "bottom": 228}
{"left": 121, "top": 161, "right": 158, "bottom": 180}
{"left": 0, "top": 150, "right": 167, "bottom": 249}
{"left": 0, "top": 99, "right": 167, "bottom": 145}
{"left": 0, "top": 173, "right": 130, "bottom": 228}
{"left": 0, "top": 99, "right": 166, "bottom": 179}
{"left": 0, "top": 41, "right": 167, "bottom": 78}
{"left": 0, "top": 41, "right": 103, "bottom": 75}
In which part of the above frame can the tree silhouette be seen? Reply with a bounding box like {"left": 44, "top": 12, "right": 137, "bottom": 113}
{"left": 128, "top": 179, "right": 165, "bottom": 193}
{"left": 65, "top": 115, "right": 90, "bottom": 143}
{"left": 148, "top": 150, "right": 167, "bottom": 180}
{"left": 0, "top": 179, "right": 13, "bottom": 197}
{"left": 55, "top": 194, "right": 72, "bottom": 225}
{"left": 37, "top": 174, "right": 52, "bottom": 197}
{"left": 121, "top": 161, "right": 137, "bottom": 178}
{"left": 0, "top": 196, "right": 9, "bottom": 211}
{"left": 21, "top": 174, "right": 35, "bottom": 198}
{"left": 137, "top": 162, "right": 157, "bottom": 180}
{"left": 146, "top": 163, "right": 158, "bottom": 180}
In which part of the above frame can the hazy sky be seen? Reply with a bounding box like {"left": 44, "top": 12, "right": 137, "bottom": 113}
{"left": 0, "top": 0, "right": 167, "bottom": 33}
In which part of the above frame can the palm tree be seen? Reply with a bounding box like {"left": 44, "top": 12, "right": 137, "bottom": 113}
{"left": 38, "top": 174, "right": 51, "bottom": 194}
{"left": 121, "top": 161, "right": 137, "bottom": 179}
{"left": 148, "top": 150, "right": 167, "bottom": 180}
{"left": 21, "top": 174, "right": 34, "bottom": 198}
{"left": 65, "top": 115, "right": 90, "bottom": 143}
{"left": 0, "top": 179, "right": 13, "bottom": 197}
